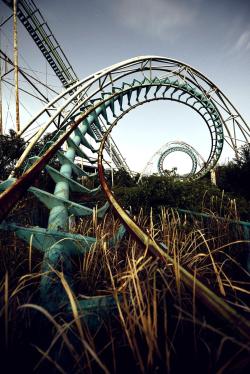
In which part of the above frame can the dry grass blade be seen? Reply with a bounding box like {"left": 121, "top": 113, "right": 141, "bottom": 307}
{"left": 56, "top": 269, "right": 110, "bottom": 374}
{"left": 197, "top": 229, "right": 226, "bottom": 296}
{"left": 34, "top": 345, "right": 67, "bottom": 374}
{"left": 28, "top": 234, "right": 33, "bottom": 273}
{"left": 18, "top": 303, "right": 79, "bottom": 362}
{"left": 4, "top": 271, "right": 8, "bottom": 347}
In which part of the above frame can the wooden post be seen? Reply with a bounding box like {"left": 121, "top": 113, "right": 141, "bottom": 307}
{"left": 210, "top": 168, "right": 217, "bottom": 185}
{"left": 13, "top": 0, "right": 20, "bottom": 132}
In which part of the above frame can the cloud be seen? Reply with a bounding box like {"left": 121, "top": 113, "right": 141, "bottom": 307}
{"left": 227, "top": 29, "right": 250, "bottom": 55}
{"left": 234, "top": 30, "right": 250, "bottom": 51}
{"left": 113, "top": 0, "right": 199, "bottom": 40}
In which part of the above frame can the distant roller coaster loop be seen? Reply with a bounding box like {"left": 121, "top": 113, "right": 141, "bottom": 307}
{"left": 158, "top": 146, "right": 198, "bottom": 177}
{"left": 139, "top": 140, "right": 205, "bottom": 180}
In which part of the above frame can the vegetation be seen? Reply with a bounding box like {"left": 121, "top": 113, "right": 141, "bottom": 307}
{"left": 217, "top": 144, "right": 250, "bottom": 201}
{"left": 0, "top": 139, "right": 250, "bottom": 373}
{"left": 0, "top": 130, "right": 26, "bottom": 180}
{"left": 113, "top": 171, "right": 250, "bottom": 221}
{"left": 0, "top": 208, "right": 250, "bottom": 373}
{"left": 0, "top": 130, "right": 56, "bottom": 180}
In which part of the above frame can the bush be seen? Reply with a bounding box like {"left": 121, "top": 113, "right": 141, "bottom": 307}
{"left": 217, "top": 144, "right": 250, "bottom": 201}
{"left": 114, "top": 175, "right": 250, "bottom": 220}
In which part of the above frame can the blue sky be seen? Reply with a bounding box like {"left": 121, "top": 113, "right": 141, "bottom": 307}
{"left": 1, "top": 0, "right": 250, "bottom": 173}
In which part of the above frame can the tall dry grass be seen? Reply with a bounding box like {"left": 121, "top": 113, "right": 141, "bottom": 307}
{"left": 0, "top": 204, "right": 249, "bottom": 373}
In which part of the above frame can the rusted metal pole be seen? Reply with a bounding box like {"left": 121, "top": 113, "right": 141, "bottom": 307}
{"left": 13, "top": 0, "right": 20, "bottom": 132}
{"left": 210, "top": 168, "right": 217, "bottom": 185}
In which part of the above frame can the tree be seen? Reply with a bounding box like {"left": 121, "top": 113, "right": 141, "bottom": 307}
{"left": 113, "top": 168, "right": 136, "bottom": 187}
{"left": 217, "top": 144, "right": 250, "bottom": 201}
{"left": 0, "top": 130, "right": 26, "bottom": 180}
{"left": 0, "top": 130, "right": 56, "bottom": 181}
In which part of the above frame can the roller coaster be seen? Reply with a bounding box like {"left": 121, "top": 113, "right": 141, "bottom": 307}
{"left": 1, "top": 1, "right": 250, "bottom": 338}
{"left": 139, "top": 140, "right": 205, "bottom": 180}
{"left": 0, "top": 55, "right": 250, "bottom": 335}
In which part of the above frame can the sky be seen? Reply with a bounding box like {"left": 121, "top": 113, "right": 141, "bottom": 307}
{"left": 1, "top": 0, "right": 250, "bottom": 174}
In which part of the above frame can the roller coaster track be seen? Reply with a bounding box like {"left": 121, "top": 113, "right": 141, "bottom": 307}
{"left": 139, "top": 140, "right": 206, "bottom": 180}
{"left": 158, "top": 145, "right": 198, "bottom": 177}
{"left": 0, "top": 56, "right": 250, "bottom": 336}
{"left": 2, "top": 0, "right": 78, "bottom": 88}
